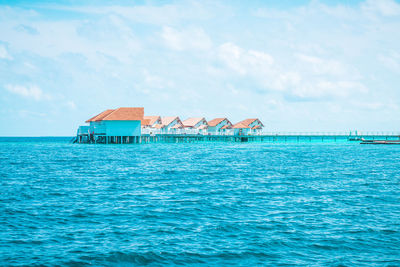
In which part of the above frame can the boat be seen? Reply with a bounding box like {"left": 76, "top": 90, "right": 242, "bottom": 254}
{"left": 360, "top": 138, "right": 400, "bottom": 145}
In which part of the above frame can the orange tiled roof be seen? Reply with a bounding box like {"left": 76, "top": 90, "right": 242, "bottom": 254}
{"left": 102, "top": 107, "right": 144, "bottom": 121}
{"left": 208, "top": 118, "right": 226, "bottom": 127}
{"left": 221, "top": 125, "right": 232, "bottom": 130}
{"left": 161, "top": 116, "right": 179, "bottom": 126}
{"left": 85, "top": 109, "right": 115, "bottom": 122}
{"left": 252, "top": 125, "right": 262, "bottom": 130}
{"left": 142, "top": 119, "right": 151, "bottom": 126}
{"left": 232, "top": 122, "right": 251, "bottom": 129}
{"left": 86, "top": 107, "right": 144, "bottom": 122}
{"left": 233, "top": 118, "right": 264, "bottom": 128}
{"left": 142, "top": 116, "right": 161, "bottom": 126}
{"left": 182, "top": 117, "right": 206, "bottom": 127}
{"left": 171, "top": 124, "right": 182, "bottom": 129}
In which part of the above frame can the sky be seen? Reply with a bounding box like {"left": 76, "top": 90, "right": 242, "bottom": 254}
{"left": 1, "top": 0, "right": 400, "bottom": 136}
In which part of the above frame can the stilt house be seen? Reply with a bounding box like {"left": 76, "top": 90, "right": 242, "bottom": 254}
{"left": 159, "top": 117, "right": 184, "bottom": 134}
{"left": 142, "top": 116, "right": 162, "bottom": 134}
{"left": 207, "top": 118, "right": 232, "bottom": 135}
{"left": 83, "top": 107, "right": 144, "bottom": 143}
{"left": 232, "top": 118, "right": 264, "bottom": 136}
{"left": 182, "top": 117, "right": 208, "bottom": 134}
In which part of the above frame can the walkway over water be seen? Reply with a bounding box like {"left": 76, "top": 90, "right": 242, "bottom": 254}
{"left": 76, "top": 132, "right": 400, "bottom": 144}
{"left": 140, "top": 133, "right": 400, "bottom": 144}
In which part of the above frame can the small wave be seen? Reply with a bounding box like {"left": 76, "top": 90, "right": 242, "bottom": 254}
{"left": 101, "top": 251, "right": 278, "bottom": 266}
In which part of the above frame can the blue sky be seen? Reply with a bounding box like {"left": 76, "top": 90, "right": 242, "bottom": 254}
{"left": 1, "top": 0, "right": 400, "bottom": 136}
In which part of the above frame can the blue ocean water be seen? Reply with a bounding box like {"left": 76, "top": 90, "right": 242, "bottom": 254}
{"left": 1, "top": 137, "right": 400, "bottom": 266}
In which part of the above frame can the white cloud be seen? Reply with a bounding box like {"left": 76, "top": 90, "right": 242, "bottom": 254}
{"left": 292, "top": 80, "right": 368, "bottom": 99}
{"left": 272, "top": 72, "right": 302, "bottom": 91}
{"left": 295, "top": 53, "right": 349, "bottom": 76}
{"left": 18, "top": 109, "right": 46, "bottom": 118}
{"left": 379, "top": 52, "right": 400, "bottom": 73}
{"left": 65, "top": 101, "right": 77, "bottom": 110}
{"left": 1, "top": 1, "right": 400, "bottom": 133}
{"left": 351, "top": 100, "right": 399, "bottom": 111}
{"left": 5, "top": 84, "right": 50, "bottom": 101}
{"left": 142, "top": 69, "right": 174, "bottom": 90}
{"left": 217, "top": 42, "right": 368, "bottom": 100}
{"left": 161, "top": 26, "right": 212, "bottom": 51}
{"left": 362, "top": 0, "right": 400, "bottom": 17}
{"left": 218, "top": 43, "right": 301, "bottom": 92}
{"left": 218, "top": 42, "right": 274, "bottom": 75}
{"left": 218, "top": 42, "right": 246, "bottom": 74}
{"left": 39, "top": 2, "right": 220, "bottom": 26}
{"left": 0, "top": 12, "right": 141, "bottom": 64}
{"left": 0, "top": 45, "right": 12, "bottom": 60}
{"left": 76, "top": 14, "right": 140, "bottom": 54}
{"left": 14, "top": 24, "right": 39, "bottom": 35}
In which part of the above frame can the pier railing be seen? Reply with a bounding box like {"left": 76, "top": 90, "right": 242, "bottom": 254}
{"left": 140, "top": 130, "right": 400, "bottom": 137}
{"left": 261, "top": 131, "right": 400, "bottom": 136}
{"left": 76, "top": 131, "right": 400, "bottom": 144}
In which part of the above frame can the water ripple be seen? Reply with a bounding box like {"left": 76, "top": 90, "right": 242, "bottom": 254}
{"left": 1, "top": 139, "right": 400, "bottom": 265}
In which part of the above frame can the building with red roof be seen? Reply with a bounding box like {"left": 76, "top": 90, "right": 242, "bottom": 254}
{"left": 232, "top": 118, "right": 264, "bottom": 135}
{"left": 82, "top": 107, "right": 144, "bottom": 142}
{"left": 142, "top": 116, "right": 162, "bottom": 128}
{"left": 207, "top": 118, "right": 232, "bottom": 135}
{"left": 77, "top": 107, "right": 265, "bottom": 143}
{"left": 159, "top": 116, "right": 184, "bottom": 134}
{"left": 182, "top": 117, "right": 208, "bottom": 134}
{"left": 141, "top": 116, "right": 162, "bottom": 135}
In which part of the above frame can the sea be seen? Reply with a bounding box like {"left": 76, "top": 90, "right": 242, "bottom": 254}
{"left": 1, "top": 137, "right": 400, "bottom": 266}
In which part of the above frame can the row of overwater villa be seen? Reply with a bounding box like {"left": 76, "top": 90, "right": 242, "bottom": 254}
{"left": 76, "top": 107, "right": 264, "bottom": 144}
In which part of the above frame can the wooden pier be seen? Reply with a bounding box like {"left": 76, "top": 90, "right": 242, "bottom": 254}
{"left": 75, "top": 133, "right": 400, "bottom": 144}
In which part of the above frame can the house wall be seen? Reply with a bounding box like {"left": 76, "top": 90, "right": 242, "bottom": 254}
{"left": 141, "top": 127, "right": 160, "bottom": 135}
{"left": 77, "top": 126, "right": 90, "bottom": 135}
{"left": 104, "top": 120, "right": 141, "bottom": 136}
{"left": 218, "top": 120, "right": 229, "bottom": 132}
{"left": 234, "top": 128, "right": 250, "bottom": 135}
{"left": 209, "top": 119, "right": 230, "bottom": 134}
{"left": 194, "top": 119, "right": 207, "bottom": 128}
{"left": 151, "top": 118, "right": 162, "bottom": 127}
{"left": 208, "top": 126, "right": 217, "bottom": 133}
{"left": 89, "top": 121, "right": 107, "bottom": 135}
{"left": 164, "top": 118, "right": 180, "bottom": 134}
{"left": 198, "top": 129, "right": 207, "bottom": 135}
{"left": 223, "top": 129, "right": 234, "bottom": 135}
{"left": 249, "top": 120, "right": 261, "bottom": 128}
{"left": 249, "top": 120, "right": 263, "bottom": 134}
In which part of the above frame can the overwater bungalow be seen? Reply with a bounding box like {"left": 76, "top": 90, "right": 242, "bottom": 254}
{"left": 141, "top": 116, "right": 162, "bottom": 135}
{"left": 76, "top": 107, "right": 266, "bottom": 143}
{"left": 232, "top": 118, "right": 264, "bottom": 136}
{"left": 142, "top": 116, "right": 161, "bottom": 128}
{"left": 79, "top": 107, "right": 144, "bottom": 143}
{"left": 159, "top": 116, "right": 184, "bottom": 134}
{"left": 208, "top": 118, "right": 232, "bottom": 135}
{"left": 182, "top": 117, "right": 208, "bottom": 134}
{"left": 220, "top": 124, "right": 234, "bottom": 135}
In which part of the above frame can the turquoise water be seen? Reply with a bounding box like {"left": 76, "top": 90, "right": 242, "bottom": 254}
{"left": 1, "top": 137, "right": 400, "bottom": 266}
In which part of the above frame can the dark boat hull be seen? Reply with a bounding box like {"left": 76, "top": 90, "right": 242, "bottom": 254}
{"left": 360, "top": 140, "right": 400, "bottom": 145}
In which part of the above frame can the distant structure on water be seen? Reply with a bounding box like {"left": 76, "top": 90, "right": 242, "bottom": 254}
{"left": 75, "top": 107, "right": 400, "bottom": 144}
{"left": 207, "top": 118, "right": 233, "bottom": 135}
{"left": 76, "top": 107, "right": 264, "bottom": 144}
